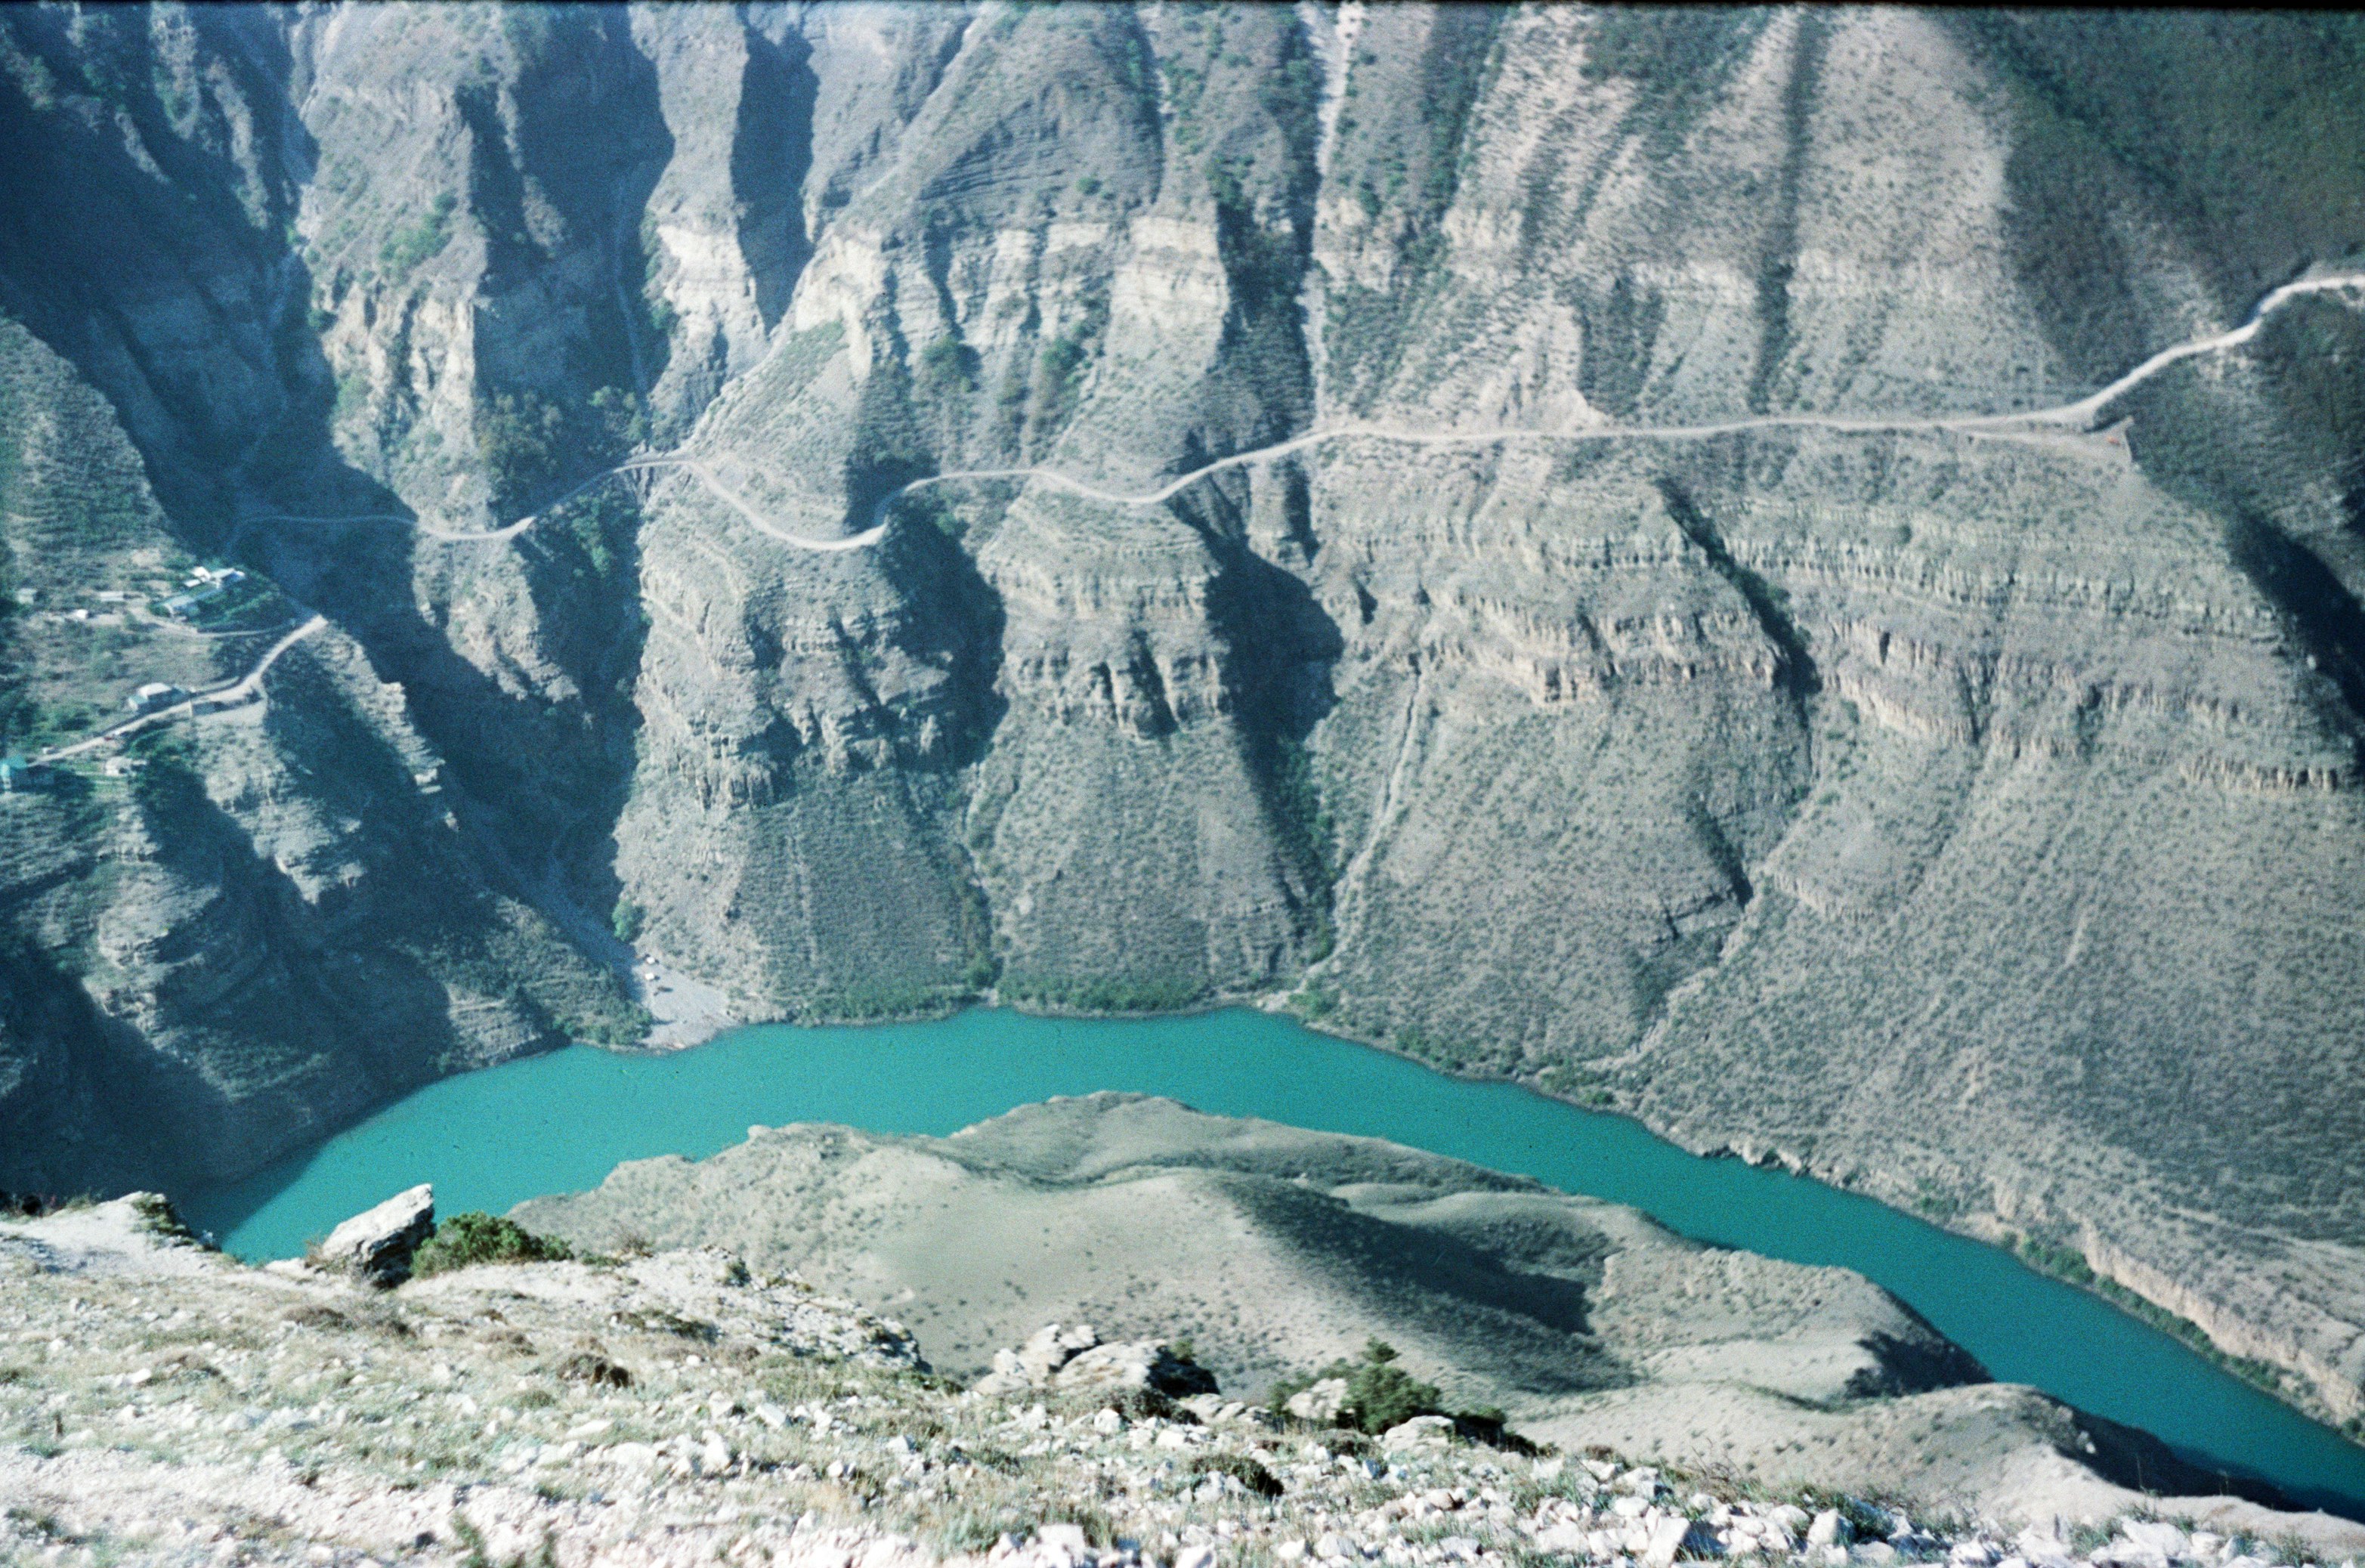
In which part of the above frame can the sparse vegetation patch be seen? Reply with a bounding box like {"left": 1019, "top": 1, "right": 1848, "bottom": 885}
{"left": 411, "top": 1211, "right": 575, "bottom": 1277}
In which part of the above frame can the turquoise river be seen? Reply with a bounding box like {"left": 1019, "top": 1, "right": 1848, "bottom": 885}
{"left": 178, "top": 1007, "right": 2365, "bottom": 1519}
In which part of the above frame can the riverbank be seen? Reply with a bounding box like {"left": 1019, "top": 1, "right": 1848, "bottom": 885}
{"left": 633, "top": 948, "right": 736, "bottom": 1050}
{"left": 1243, "top": 992, "right": 2360, "bottom": 1449}
{"left": 602, "top": 976, "right": 2351, "bottom": 1449}
{"left": 172, "top": 1009, "right": 2365, "bottom": 1517}
{"left": 492, "top": 838, "right": 2358, "bottom": 1461}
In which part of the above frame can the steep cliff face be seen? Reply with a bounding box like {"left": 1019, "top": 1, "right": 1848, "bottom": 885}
{"left": 2, "top": 2, "right": 2363, "bottom": 1436}
{"left": 0, "top": 315, "right": 632, "bottom": 1192}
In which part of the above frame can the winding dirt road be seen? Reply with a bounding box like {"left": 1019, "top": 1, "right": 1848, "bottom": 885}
{"left": 38, "top": 614, "right": 327, "bottom": 762}
{"left": 243, "top": 269, "right": 2365, "bottom": 554}
{"left": 871, "top": 270, "right": 2365, "bottom": 524}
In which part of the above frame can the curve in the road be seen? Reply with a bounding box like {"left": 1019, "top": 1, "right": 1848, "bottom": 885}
{"left": 2030, "top": 271, "right": 2365, "bottom": 428}
{"left": 246, "top": 271, "right": 2365, "bottom": 553}
{"left": 679, "top": 459, "right": 886, "bottom": 553}
{"left": 39, "top": 614, "right": 328, "bottom": 762}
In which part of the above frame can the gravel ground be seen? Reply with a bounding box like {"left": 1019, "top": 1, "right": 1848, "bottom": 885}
{"left": 3, "top": 1199, "right": 2359, "bottom": 1568}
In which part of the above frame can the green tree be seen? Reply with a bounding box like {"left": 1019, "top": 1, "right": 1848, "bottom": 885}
{"left": 611, "top": 897, "right": 645, "bottom": 943}
{"left": 475, "top": 388, "right": 566, "bottom": 514}
{"left": 1268, "top": 1338, "right": 1447, "bottom": 1435}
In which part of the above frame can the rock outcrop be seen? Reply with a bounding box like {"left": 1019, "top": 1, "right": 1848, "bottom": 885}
{"left": 5, "top": 1190, "right": 2363, "bottom": 1567}
{"left": 0, "top": 2, "right": 2361, "bottom": 1436}
{"left": 1285, "top": 1378, "right": 1351, "bottom": 1426}
{"left": 976, "top": 1322, "right": 1220, "bottom": 1400}
{"left": 313, "top": 1183, "right": 434, "bottom": 1285}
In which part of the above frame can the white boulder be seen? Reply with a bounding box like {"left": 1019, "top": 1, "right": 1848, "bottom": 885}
{"left": 975, "top": 1322, "right": 1215, "bottom": 1398}
{"left": 1285, "top": 1377, "right": 1352, "bottom": 1424}
{"left": 315, "top": 1184, "right": 434, "bottom": 1285}
{"left": 1643, "top": 1515, "right": 1710, "bottom": 1568}
{"left": 1380, "top": 1414, "right": 1456, "bottom": 1451}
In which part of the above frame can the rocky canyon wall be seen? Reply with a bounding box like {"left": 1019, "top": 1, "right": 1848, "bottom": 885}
{"left": 1, "top": 3, "right": 2362, "bottom": 1433}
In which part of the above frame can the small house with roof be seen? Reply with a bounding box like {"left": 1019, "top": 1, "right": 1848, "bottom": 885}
{"left": 161, "top": 584, "right": 224, "bottom": 620}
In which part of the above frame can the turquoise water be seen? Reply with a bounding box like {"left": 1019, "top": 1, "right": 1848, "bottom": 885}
{"left": 179, "top": 1007, "right": 2365, "bottom": 1518}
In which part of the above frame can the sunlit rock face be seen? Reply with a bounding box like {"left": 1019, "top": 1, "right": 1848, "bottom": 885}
{"left": 1, "top": 5, "right": 2362, "bottom": 1430}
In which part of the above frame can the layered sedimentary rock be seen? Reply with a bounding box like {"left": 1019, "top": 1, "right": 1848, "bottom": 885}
{"left": 1, "top": 4, "right": 2361, "bottom": 1434}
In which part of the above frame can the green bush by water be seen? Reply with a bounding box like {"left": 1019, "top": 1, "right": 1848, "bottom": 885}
{"left": 997, "top": 972, "right": 1208, "bottom": 1014}
{"left": 413, "top": 1212, "right": 573, "bottom": 1277}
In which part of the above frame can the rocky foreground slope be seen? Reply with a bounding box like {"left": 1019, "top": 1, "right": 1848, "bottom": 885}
{"left": 6, "top": 1192, "right": 2364, "bottom": 1568}
{"left": 501, "top": 1094, "right": 2333, "bottom": 1525}
{"left": 1, "top": 2, "right": 2363, "bottom": 1437}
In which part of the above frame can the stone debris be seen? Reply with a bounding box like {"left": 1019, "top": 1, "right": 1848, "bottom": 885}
{"left": 313, "top": 1182, "right": 434, "bottom": 1285}
{"left": 975, "top": 1323, "right": 1217, "bottom": 1399}
{"left": 1284, "top": 1378, "right": 1350, "bottom": 1425}
{"left": 2, "top": 1198, "right": 2360, "bottom": 1568}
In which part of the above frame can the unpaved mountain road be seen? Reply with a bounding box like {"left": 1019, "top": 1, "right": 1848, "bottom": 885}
{"left": 241, "top": 270, "right": 2365, "bottom": 553}
{"left": 875, "top": 271, "right": 2365, "bottom": 524}
{"left": 36, "top": 613, "right": 328, "bottom": 762}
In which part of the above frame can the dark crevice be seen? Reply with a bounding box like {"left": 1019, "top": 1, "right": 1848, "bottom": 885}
{"left": 1204, "top": 167, "right": 1315, "bottom": 460}
{"left": 512, "top": 487, "right": 649, "bottom": 923}
{"left": 1155, "top": 4, "right": 1321, "bottom": 473}
{"left": 842, "top": 326, "right": 932, "bottom": 539}
{"left": 1572, "top": 274, "right": 1666, "bottom": 422}
{"left": 1655, "top": 477, "right": 1820, "bottom": 714}
{"left": 1747, "top": 12, "right": 1826, "bottom": 418}
{"left": 733, "top": 26, "right": 818, "bottom": 336}
{"left": 2223, "top": 514, "right": 2365, "bottom": 769}
{"left": 1168, "top": 478, "right": 1346, "bottom": 958}
{"left": 465, "top": 14, "right": 672, "bottom": 516}
{"left": 873, "top": 518, "right": 1010, "bottom": 777}
{"left": 1115, "top": 8, "right": 1169, "bottom": 214}
{"left": 1684, "top": 799, "right": 1756, "bottom": 910}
